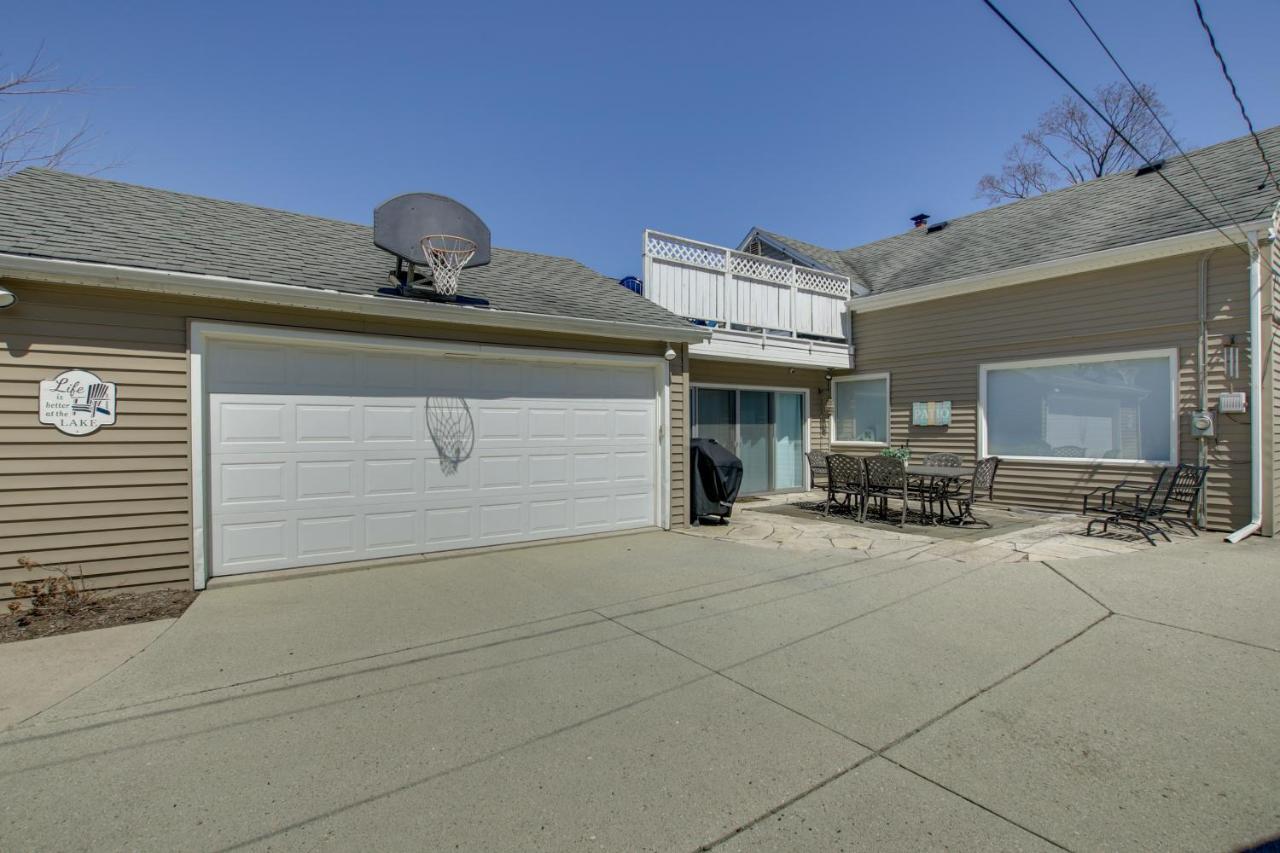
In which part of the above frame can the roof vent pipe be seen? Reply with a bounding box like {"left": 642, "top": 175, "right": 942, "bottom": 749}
{"left": 910, "top": 213, "right": 930, "bottom": 229}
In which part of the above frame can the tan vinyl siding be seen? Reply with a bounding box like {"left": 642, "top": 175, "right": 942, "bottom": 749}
{"left": 846, "top": 249, "right": 1254, "bottom": 531}
{"left": 669, "top": 344, "right": 689, "bottom": 528}
{"left": 687, "top": 360, "right": 832, "bottom": 480}
{"left": 1, "top": 279, "right": 677, "bottom": 598}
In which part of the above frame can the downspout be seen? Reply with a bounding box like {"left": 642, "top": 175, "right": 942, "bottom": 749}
{"left": 1196, "top": 251, "right": 1211, "bottom": 528}
{"left": 1225, "top": 228, "right": 1264, "bottom": 542}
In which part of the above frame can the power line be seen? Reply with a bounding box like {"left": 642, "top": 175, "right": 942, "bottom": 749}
{"left": 978, "top": 0, "right": 1250, "bottom": 255}
{"left": 1193, "top": 0, "right": 1279, "bottom": 193}
{"left": 1063, "top": 0, "right": 1251, "bottom": 243}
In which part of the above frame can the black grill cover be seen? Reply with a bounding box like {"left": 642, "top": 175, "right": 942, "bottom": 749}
{"left": 690, "top": 438, "right": 744, "bottom": 521}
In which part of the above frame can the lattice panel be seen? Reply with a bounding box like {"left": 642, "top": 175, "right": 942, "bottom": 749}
{"left": 795, "top": 266, "right": 850, "bottom": 297}
{"left": 646, "top": 233, "right": 727, "bottom": 270}
{"left": 729, "top": 252, "right": 791, "bottom": 284}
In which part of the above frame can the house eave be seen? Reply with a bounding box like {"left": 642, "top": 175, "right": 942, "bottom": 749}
{"left": 0, "top": 253, "right": 711, "bottom": 345}
{"left": 846, "top": 220, "right": 1269, "bottom": 313}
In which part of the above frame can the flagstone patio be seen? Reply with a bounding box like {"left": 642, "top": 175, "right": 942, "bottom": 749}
{"left": 683, "top": 491, "right": 1196, "bottom": 562}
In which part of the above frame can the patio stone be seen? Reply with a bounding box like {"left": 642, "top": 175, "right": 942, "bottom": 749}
{"left": 690, "top": 491, "right": 1181, "bottom": 564}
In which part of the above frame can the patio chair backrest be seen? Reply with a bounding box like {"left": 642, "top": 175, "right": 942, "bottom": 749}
{"left": 1158, "top": 464, "right": 1209, "bottom": 517}
{"left": 864, "top": 455, "right": 906, "bottom": 489}
{"left": 922, "top": 452, "right": 962, "bottom": 467}
{"left": 827, "top": 454, "right": 863, "bottom": 488}
{"left": 806, "top": 450, "right": 830, "bottom": 477}
{"left": 969, "top": 456, "right": 1000, "bottom": 501}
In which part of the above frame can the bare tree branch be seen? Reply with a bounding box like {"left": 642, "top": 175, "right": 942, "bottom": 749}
{"left": 0, "top": 46, "right": 100, "bottom": 178}
{"left": 976, "top": 81, "right": 1178, "bottom": 204}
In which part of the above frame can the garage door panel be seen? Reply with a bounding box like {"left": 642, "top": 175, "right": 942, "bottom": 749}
{"left": 217, "top": 461, "right": 288, "bottom": 506}
{"left": 363, "top": 458, "right": 418, "bottom": 497}
{"left": 365, "top": 509, "right": 420, "bottom": 552}
{"left": 216, "top": 402, "right": 289, "bottom": 446}
{"left": 363, "top": 405, "right": 419, "bottom": 443}
{"left": 425, "top": 505, "right": 475, "bottom": 544}
{"left": 296, "top": 514, "right": 359, "bottom": 559}
{"left": 424, "top": 457, "right": 476, "bottom": 492}
{"left": 296, "top": 460, "right": 357, "bottom": 502}
{"left": 217, "top": 517, "right": 291, "bottom": 572}
{"left": 207, "top": 339, "right": 659, "bottom": 577}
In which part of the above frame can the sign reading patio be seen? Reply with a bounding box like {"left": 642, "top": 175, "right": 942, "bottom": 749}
{"left": 39, "top": 369, "right": 116, "bottom": 436}
{"left": 912, "top": 400, "right": 951, "bottom": 427}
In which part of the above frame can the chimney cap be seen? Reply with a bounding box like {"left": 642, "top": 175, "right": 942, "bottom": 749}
{"left": 910, "top": 213, "right": 930, "bottom": 228}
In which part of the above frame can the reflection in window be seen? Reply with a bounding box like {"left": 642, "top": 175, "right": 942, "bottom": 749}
{"left": 983, "top": 354, "right": 1174, "bottom": 462}
{"left": 833, "top": 376, "right": 889, "bottom": 444}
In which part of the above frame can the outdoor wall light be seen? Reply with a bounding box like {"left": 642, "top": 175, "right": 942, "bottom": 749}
{"left": 663, "top": 345, "right": 677, "bottom": 361}
{"left": 0, "top": 285, "right": 15, "bottom": 309}
{"left": 1223, "top": 335, "right": 1241, "bottom": 380}
{"left": 824, "top": 370, "right": 833, "bottom": 381}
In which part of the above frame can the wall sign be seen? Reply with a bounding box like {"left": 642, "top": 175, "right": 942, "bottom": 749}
{"left": 39, "top": 369, "right": 117, "bottom": 436}
{"left": 912, "top": 400, "right": 951, "bottom": 427}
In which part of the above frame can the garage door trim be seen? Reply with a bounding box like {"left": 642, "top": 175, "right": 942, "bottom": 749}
{"left": 189, "top": 320, "right": 670, "bottom": 589}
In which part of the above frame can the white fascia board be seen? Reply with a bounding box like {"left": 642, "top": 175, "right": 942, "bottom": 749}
{"left": 846, "top": 221, "right": 1269, "bottom": 313}
{"left": 0, "top": 253, "right": 711, "bottom": 345}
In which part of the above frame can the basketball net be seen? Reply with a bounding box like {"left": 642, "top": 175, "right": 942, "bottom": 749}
{"left": 420, "top": 234, "right": 476, "bottom": 296}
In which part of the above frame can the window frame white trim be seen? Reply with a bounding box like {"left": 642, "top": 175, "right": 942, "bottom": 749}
{"left": 977, "top": 348, "right": 1179, "bottom": 467}
{"left": 829, "top": 372, "right": 892, "bottom": 447}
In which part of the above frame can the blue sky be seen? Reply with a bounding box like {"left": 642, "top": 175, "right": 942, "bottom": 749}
{"left": 7, "top": 0, "right": 1277, "bottom": 279}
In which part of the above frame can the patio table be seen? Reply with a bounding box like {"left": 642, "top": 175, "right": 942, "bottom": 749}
{"left": 905, "top": 464, "right": 973, "bottom": 524}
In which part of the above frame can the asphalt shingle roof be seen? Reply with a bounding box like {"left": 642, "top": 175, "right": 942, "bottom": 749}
{"left": 757, "top": 126, "right": 1280, "bottom": 295}
{"left": 0, "top": 168, "right": 694, "bottom": 333}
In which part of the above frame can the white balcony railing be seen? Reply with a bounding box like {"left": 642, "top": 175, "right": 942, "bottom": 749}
{"left": 642, "top": 230, "right": 850, "bottom": 341}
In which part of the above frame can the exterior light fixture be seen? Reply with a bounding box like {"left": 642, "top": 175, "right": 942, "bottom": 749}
{"left": 663, "top": 345, "right": 677, "bottom": 362}
{"left": 0, "top": 286, "right": 15, "bottom": 309}
{"left": 1223, "top": 335, "right": 1241, "bottom": 380}
{"left": 824, "top": 370, "right": 833, "bottom": 381}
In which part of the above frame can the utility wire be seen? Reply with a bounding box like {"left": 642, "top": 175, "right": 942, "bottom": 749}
{"left": 978, "top": 0, "right": 1250, "bottom": 255}
{"left": 1193, "top": 0, "right": 1280, "bottom": 193}
{"left": 1064, "top": 0, "right": 1250, "bottom": 244}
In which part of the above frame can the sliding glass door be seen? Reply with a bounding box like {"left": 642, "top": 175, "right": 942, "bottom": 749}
{"left": 692, "top": 387, "right": 808, "bottom": 495}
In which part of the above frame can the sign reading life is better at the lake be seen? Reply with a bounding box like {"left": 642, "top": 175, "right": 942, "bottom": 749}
{"left": 39, "top": 369, "right": 117, "bottom": 436}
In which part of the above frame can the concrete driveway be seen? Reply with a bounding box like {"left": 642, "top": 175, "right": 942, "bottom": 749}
{"left": 1, "top": 531, "right": 1277, "bottom": 852}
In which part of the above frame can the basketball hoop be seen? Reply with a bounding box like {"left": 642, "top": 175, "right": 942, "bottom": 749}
{"left": 420, "top": 234, "right": 477, "bottom": 296}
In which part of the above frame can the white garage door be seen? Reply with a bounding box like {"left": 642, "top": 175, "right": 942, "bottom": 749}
{"left": 205, "top": 335, "right": 660, "bottom": 577}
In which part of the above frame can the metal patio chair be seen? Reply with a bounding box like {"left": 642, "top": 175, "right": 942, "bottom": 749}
{"left": 949, "top": 456, "right": 1001, "bottom": 527}
{"left": 824, "top": 454, "right": 865, "bottom": 519}
{"left": 806, "top": 450, "right": 830, "bottom": 493}
{"left": 921, "top": 452, "right": 962, "bottom": 466}
{"left": 863, "top": 455, "right": 912, "bottom": 527}
{"left": 1150, "top": 464, "right": 1210, "bottom": 535}
{"left": 1084, "top": 464, "right": 1209, "bottom": 538}
{"left": 1085, "top": 474, "right": 1171, "bottom": 546}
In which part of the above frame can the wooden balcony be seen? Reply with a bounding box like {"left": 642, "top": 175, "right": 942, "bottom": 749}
{"left": 641, "top": 230, "right": 852, "bottom": 368}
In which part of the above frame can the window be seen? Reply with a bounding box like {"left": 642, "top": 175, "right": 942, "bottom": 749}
{"left": 832, "top": 375, "right": 889, "bottom": 444}
{"left": 980, "top": 350, "right": 1177, "bottom": 463}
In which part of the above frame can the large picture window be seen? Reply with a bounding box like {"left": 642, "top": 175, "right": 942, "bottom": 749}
{"left": 980, "top": 350, "right": 1177, "bottom": 464}
{"left": 832, "top": 374, "right": 889, "bottom": 444}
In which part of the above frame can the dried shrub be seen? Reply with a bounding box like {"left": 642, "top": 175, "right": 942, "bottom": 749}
{"left": 8, "top": 557, "right": 95, "bottom": 624}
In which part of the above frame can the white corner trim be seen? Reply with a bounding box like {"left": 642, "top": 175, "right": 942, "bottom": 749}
{"left": 186, "top": 320, "right": 671, "bottom": 588}
{"left": 847, "top": 221, "right": 1269, "bottom": 313}
{"left": 0, "top": 252, "right": 710, "bottom": 344}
